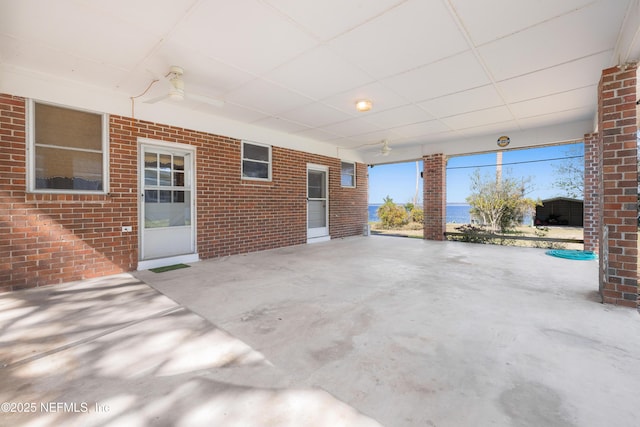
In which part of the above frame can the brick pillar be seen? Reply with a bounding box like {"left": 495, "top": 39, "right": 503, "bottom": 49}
{"left": 423, "top": 153, "right": 446, "bottom": 241}
{"left": 583, "top": 132, "right": 600, "bottom": 252}
{"left": 597, "top": 64, "right": 638, "bottom": 308}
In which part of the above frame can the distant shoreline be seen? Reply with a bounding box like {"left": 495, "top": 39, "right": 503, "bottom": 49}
{"left": 369, "top": 203, "right": 471, "bottom": 223}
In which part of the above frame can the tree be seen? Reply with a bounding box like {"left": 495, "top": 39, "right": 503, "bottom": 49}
{"left": 466, "top": 170, "right": 540, "bottom": 232}
{"left": 552, "top": 144, "right": 584, "bottom": 198}
{"left": 376, "top": 196, "right": 408, "bottom": 229}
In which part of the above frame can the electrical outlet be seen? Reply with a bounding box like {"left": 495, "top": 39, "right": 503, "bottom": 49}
{"left": 122, "top": 226, "right": 132, "bottom": 232}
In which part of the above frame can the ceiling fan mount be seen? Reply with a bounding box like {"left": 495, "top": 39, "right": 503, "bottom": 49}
{"left": 166, "top": 66, "right": 185, "bottom": 100}
{"left": 380, "top": 139, "right": 392, "bottom": 156}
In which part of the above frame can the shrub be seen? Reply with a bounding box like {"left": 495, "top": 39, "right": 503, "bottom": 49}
{"left": 376, "top": 196, "right": 409, "bottom": 229}
{"left": 410, "top": 207, "right": 424, "bottom": 224}
{"left": 452, "top": 224, "right": 490, "bottom": 244}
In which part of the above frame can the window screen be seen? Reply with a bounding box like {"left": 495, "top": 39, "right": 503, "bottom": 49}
{"left": 31, "top": 102, "right": 107, "bottom": 192}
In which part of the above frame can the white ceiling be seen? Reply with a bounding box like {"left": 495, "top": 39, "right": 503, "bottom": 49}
{"left": 1, "top": 0, "right": 639, "bottom": 163}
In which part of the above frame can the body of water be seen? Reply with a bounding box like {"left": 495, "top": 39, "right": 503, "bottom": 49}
{"left": 368, "top": 204, "right": 471, "bottom": 223}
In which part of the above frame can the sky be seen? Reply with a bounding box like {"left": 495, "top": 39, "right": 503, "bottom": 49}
{"left": 368, "top": 142, "right": 584, "bottom": 205}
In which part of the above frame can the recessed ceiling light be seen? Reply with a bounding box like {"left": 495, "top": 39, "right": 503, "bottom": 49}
{"left": 355, "top": 99, "right": 372, "bottom": 112}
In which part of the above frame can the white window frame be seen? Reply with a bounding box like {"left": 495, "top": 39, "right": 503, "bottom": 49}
{"left": 26, "top": 99, "right": 109, "bottom": 194}
{"left": 340, "top": 161, "right": 356, "bottom": 188}
{"left": 241, "top": 140, "right": 272, "bottom": 181}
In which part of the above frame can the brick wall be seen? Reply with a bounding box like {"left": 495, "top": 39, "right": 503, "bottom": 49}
{"left": 596, "top": 65, "right": 638, "bottom": 308}
{"left": 423, "top": 153, "right": 446, "bottom": 241}
{"left": 583, "top": 132, "right": 600, "bottom": 252}
{"left": 329, "top": 162, "right": 369, "bottom": 238}
{"left": 1, "top": 94, "right": 368, "bottom": 291}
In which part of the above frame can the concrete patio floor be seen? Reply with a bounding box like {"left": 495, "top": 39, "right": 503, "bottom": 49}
{"left": 1, "top": 236, "right": 639, "bottom": 426}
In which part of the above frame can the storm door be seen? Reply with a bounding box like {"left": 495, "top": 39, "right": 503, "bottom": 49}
{"left": 307, "top": 164, "right": 329, "bottom": 242}
{"left": 140, "top": 142, "right": 195, "bottom": 262}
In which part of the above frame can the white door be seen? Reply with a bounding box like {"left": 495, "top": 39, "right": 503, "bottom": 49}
{"left": 307, "top": 164, "right": 329, "bottom": 242}
{"left": 140, "top": 143, "right": 196, "bottom": 263}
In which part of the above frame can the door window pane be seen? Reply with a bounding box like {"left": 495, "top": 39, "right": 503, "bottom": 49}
{"left": 174, "top": 171, "right": 185, "bottom": 187}
{"left": 159, "top": 170, "right": 172, "bottom": 186}
{"left": 308, "top": 171, "right": 326, "bottom": 198}
{"left": 145, "top": 190, "right": 158, "bottom": 203}
{"left": 159, "top": 154, "right": 171, "bottom": 171}
{"left": 145, "top": 152, "right": 157, "bottom": 168}
{"left": 173, "top": 156, "right": 184, "bottom": 171}
{"left": 143, "top": 148, "right": 192, "bottom": 229}
{"left": 308, "top": 200, "right": 326, "bottom": 228}
{"left": 159, "top": 190, "right": 172, "bottom": 203}
{"left": 145, "top": 169, "right": 157, "bottom": 186}
{"left": 145, "top": 191, "right": 191, "bottom": 228}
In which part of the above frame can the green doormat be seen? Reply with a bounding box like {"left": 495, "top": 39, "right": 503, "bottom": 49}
{"left": 149, "top": 263, "right": 191, "bottom": 273}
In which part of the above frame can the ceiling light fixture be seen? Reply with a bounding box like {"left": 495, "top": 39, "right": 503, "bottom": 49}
{"left": 355, "top": 99, "right": 372, "bottom": 112}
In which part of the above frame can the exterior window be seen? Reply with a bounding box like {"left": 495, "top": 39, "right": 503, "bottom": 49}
{"left": 242, "top": 141, "right": 271, "bottom": 181}
{"left": 341, "top": 161, "right": 356, "bottom": 187}
{"left": 28, "top": 101, "right": 108, "bottom": 193}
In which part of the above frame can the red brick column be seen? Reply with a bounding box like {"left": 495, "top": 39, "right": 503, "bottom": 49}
{"left": 423, "top": 154, "right": 446, "bottom": 241}
{"left": 583, "top": 132, "right": 600, "bottom": 252}
{"left": 597, "top": 64, "right": 638, "bottom": 308}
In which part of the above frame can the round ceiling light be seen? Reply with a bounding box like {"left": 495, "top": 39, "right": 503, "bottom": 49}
{"left": 355, "top": 99, "right": 372, "bottom": 112}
